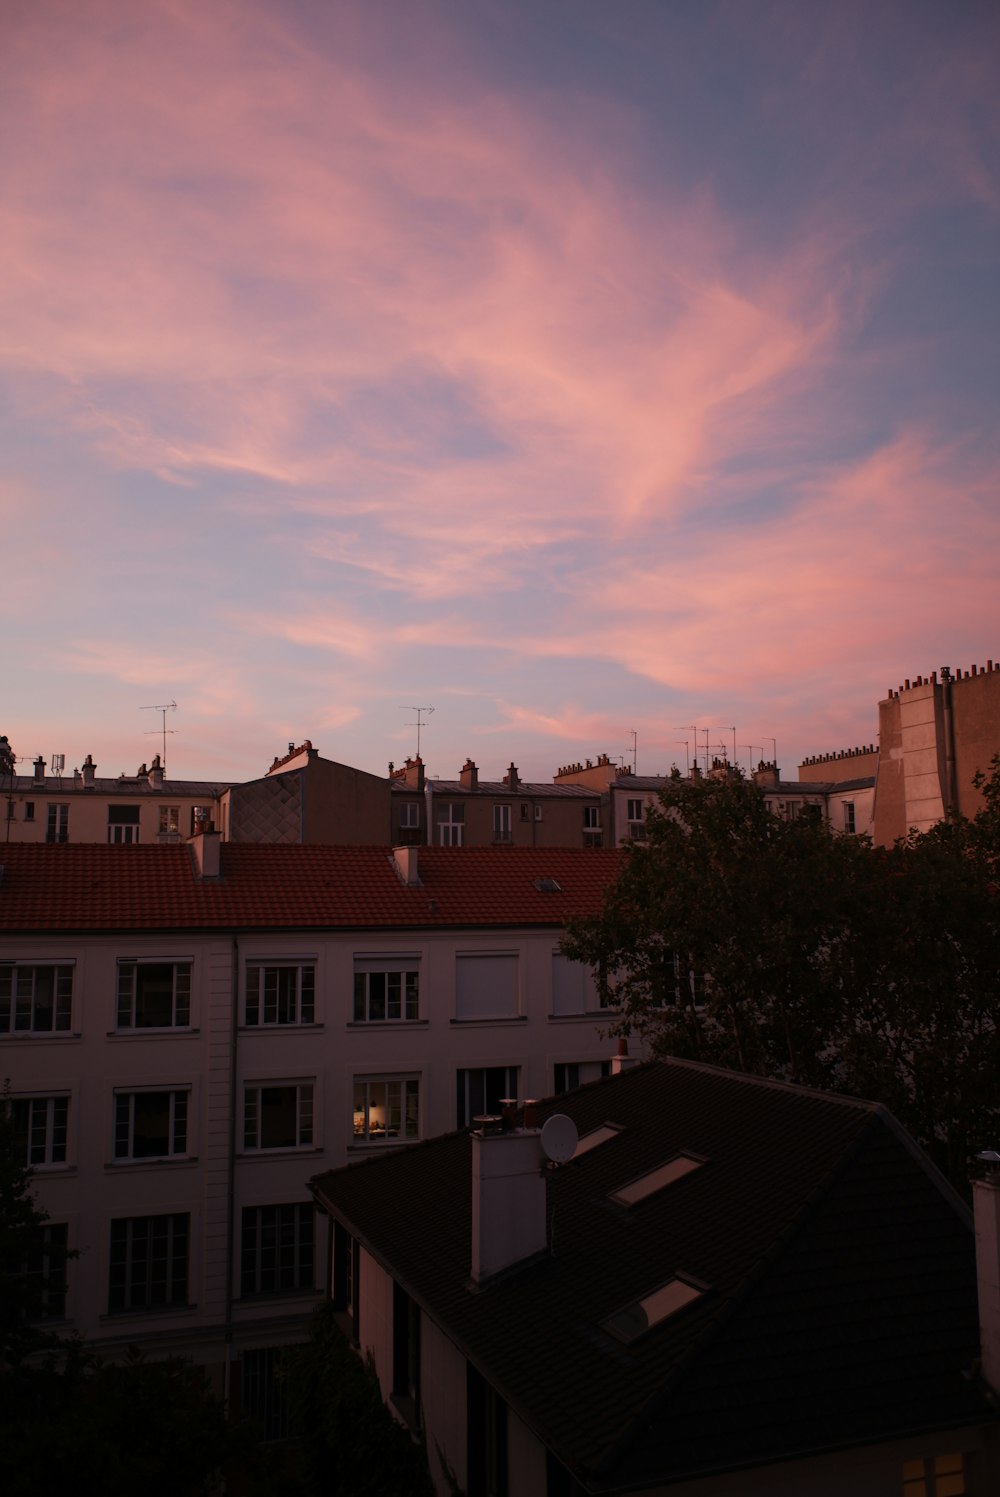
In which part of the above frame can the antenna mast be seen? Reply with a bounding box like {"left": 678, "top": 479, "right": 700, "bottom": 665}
{"left": 141, "top": 700, "right": 178, "bottom": 774}
{"left": 400, "top": 705, "right": 435, "bottom": 760}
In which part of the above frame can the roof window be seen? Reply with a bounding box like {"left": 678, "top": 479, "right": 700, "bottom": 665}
{"left": 610, "top": 1152, "right": 703, "bottom": 1207}
{"left": 604, "top": 1276, "right": 704, "bottom": 1343}
{"left": 533, "top": 876, "right": 562, "bottom": 892}
{"left": 573, "top": 1123, "right": 623, "bottom": 1158}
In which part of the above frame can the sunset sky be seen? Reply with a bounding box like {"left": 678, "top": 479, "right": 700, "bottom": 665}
{"left": 2, "top": 0, "right": 998, "bottom": 786}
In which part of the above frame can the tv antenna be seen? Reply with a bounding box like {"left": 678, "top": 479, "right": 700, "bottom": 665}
{"left": 628, "top": 730, "right": 638, "bottom": 775}
{"left": 400, "top": 705, "right": 434, "bottom": 759}
{"left": 141, "top": 701, "right": 177, "bottom": 773}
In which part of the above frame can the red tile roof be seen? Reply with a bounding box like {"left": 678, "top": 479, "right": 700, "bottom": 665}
{"left": 0, "top": 842, "right": 620, "bottom": 932}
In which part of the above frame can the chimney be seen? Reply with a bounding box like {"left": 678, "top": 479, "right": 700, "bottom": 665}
{"left": 404, "top": 756, "right": 425, "bottom": 791}
{"left": 81, "top": 754, "right": 96, "bottom": 789}
{"left": 503, "top": 762, "right": 520, "bottom": 791}
{"left": 188, "top": 822, "right": 221, "bottom": 879}
{"left": 392, "top": 846, "right": 421, "bottom": 886}
{"left": 148, "top": 754, "right": 164, "bottom": 790}
{"left": 611, "top": 1038, "right": 640, "bottom": 1075}
{"left": 974, "top": 1161, "right": 1000, "bottom": 1397}
{"left": 33, "top": 755, "right": 45, "bottom": 786}
{"left": 460, "top": 758, "right": 479, "bottom": 791}
{"left": 471, "top": 1114, "right": 546, "bottom": 1284}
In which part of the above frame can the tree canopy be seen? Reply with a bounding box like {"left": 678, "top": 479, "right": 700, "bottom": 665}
{"left": 562, "top": 760, "right": 1000, "bottom": 1188}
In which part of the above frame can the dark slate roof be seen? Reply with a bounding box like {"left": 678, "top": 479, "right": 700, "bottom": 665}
{"left": 5, "top": 776, "right": 226, "bottom": 798}
{"left": 391, "top": 780, "right": 600, "bottom": 799}
{"left": 0, "top": 842, "right": 619, "bottom": 932}
{"left": 311, "top": 1061, "right": 992, "bottom": 1491}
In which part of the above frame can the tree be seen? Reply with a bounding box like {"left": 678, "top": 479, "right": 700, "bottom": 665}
{"left": 562, "top": 767, "right": 1000, "bottom": 1187}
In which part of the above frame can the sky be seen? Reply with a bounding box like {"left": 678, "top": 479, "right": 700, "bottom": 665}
{"left": 2, "top": 0, "right": 998, "bottom": 786}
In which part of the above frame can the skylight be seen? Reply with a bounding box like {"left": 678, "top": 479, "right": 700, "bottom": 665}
{"left": 604, "top": 1277, "right": 704, "bottom": 1343}
{"left": 533, "top": 876, "right": 562, "bottom": 892}
{"left": 610, "top": 1152, "right": 703, "bottom": 1206}
{"left": 572, "top": 1123, "right": 623, "bottom": 1158}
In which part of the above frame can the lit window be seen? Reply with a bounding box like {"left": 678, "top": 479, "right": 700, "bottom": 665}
{"left": 353, "top": 960, "right": 419, "bottom": 1022}
{"left": 0, "top": 963, "right": 73, "bottom": 1033}
{"left": 10, "top": 1095, "right": 68, "bottom": 1165}
{"left": 604, "top": 1276, "right": 703, "bottom": 1342}
{"left": 158, "top": 806, "right": 180, "bottom": 836}
{"left": 353, "top": 1077, "right": 420, "bottom": 1143}
{"left": 902, "top": 1453, "right": 966, "bottom": 1496}
{"left": 114, "top": 1089, "right": 188, "bottom": 1161}
{"left": 492, "top": 804, "right": 512, "bottom": 842}
{"left": 108, "top": 805, "right": 140, "bottom": 844}
{"left": 611, "top": 1153, "right": 704, "bottom": 1207}
{"left": 245, "top": 963, "right": 315, "bottom": 1026}
{"left": 244, "top": 1083, "right": 314, "bottom": 1150}
{"left": 108, "top": 1213, "right": 189, "bottom": 1312}
{"left": 240, "top": 1203, "right": 314, "bottom": 1297}
{"left": 117, "top": 960, "right": 191, "bottom": 1028}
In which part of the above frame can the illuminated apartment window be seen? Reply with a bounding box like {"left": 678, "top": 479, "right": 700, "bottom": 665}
{"left": 158, "top": 806, "right": 180, "bottom": 836}
{"left": 353, "top": 1076, "right": 420, "bottom": 1144}
{"left": 902, "top": 1453, "right": 966, "bottom": 1496}
{"left": 603, "top": 1276, "right": 704, "bottom": 1343}
{"left": 610, "top": 1152, "right": 704, "bottom": 1207}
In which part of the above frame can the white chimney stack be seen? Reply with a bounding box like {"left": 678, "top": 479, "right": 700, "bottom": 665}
{"left": 471, "top": 1120, "right": 546, "bottom": 1284}
{"left": 189, "top": 823, "right": 221, "bottom": 879}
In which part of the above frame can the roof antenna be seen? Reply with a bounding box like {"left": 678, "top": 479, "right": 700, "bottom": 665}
{"left": 141, "top": 700, "right": 178, "bottom": 774}
{"left": 400, "top": 705, "right": 434, "bottom": 759}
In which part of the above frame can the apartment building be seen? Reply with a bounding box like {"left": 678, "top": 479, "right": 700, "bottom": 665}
{"left": 1, "top": 836, "right": 619, "bottom": 1399}
{"left": 391, "top": 756, "right": 604, "bottom": 849}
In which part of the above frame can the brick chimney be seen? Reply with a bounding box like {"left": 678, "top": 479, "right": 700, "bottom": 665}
{"left": 503, "top": 762, "right": 520, "bottom": 791}
{"left": 81, "top": 754, "right": 96, "bottom": 789}
{"left": 470, "top": 1114, "right": 546, "bottom": 1284}
{"left": 460, "top": 758, "right": 479, "bottom": 791}
{"left": 147, "top": 754, "right": 164, "bottom": 790}
{"left": 403, "top": 756, "right": 425, "bottom": 791}
{"left": 33, "top": 755, "right": 45, "bottom": 786}
{"left": 611, "top": 1038, "right": 640, "bottom": 1075}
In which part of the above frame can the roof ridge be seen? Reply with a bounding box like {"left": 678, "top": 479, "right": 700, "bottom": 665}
{"left": 657, "top": 1054, "right": 880, "bottom": 1114}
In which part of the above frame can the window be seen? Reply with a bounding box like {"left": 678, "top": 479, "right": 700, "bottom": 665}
{"left": 117, "top": 960, "right": 191, "bottom": 1029}
{"left": 626, "top": 797, "right": 647, "bottom": 840}
{"left": 393, "top": 1281, "right": 421, "bottom": 1428}
{"left": 10, "top": 1096, "right": 68, "bottom": 1165}
{"left": 243, "top": 1083, "right": 314, "bottom": 1150}
{"left": 553, "top": 1061, "right": 610, "bottom": 1095}
{"left": 582, "top": 806, "right": 602, "bottom": 847}
{"left": 626, "top": 798, "right": 644, "bottom": 821}
{"left": 843, "top": 801, "right": 856, "bottom": 834}
{"left": 353, "top": 959, "right": 419, "bottom": 1022}
{"left": 5, "top": 798, "right": 13, "bottom": 821}
{"left": 158, "top": 806, "right": 180, "bottom": 836}
{"left": 46, "top": 804, "right": 68, "bottom": 843}
{"left": 902, "top": 1453, "right": 966, "bottom": 1496}
{"left": 0, "top": 963, "right": 73, "bottom": 1033}
{"left": 108, "top": 1213, "right": 189, "bottom": 1312}
{"left": 190, "top": 806, "right": 210, "bottom": 833}
{"left": 24, "top": 801, "right": 35, "bottom": 822}
{"left": 455, "top": 953, "right": 519, "bottom": 1021}
{"left": 24, "top": 1222, "right": 69, "bottom": 1319}
{"left": 353, "top": 1077, "right": 419, "bottom": 1143}
{"left": 437, "top": 802, "right": 464, "bottom": 846}
{"left": 240, "top": 1204, "right": 314, "bottom": 1297}
{"left": 610, "top": 1152, "right": 704, "bottom": 1207}
{"left": 519, "top": 802, "right": 530, "bottom": 822}
{"left": 456, "top": 1067, "right": 519, "bottom": 1128}
{"left": 108, "top": 805, "right": 140, "bottom": 844}
{"left": 114, "top": 1089, "right": 188, "bottom": 1160}
{"left": 245, "top": 963, "right": 315, "bottom": 1026}
{"left": 551, "top": 953, "right": 597, "bottom": 1015}
{"left": 603, "top": 1276, "right": 703, "bottom": 1343}
{"left": 492, "top": 804, "right": 512, "bottom": 842}
{"left": 398, "top": 802, "right": 420, "bottom": 828}
{"left": 241, "top": 1347, "right": 292, "bottom": 1443}
{"left": 468, "top": 1364, "right": 507, "bottom": 1497}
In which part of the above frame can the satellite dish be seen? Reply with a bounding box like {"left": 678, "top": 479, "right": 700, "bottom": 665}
{"left": 541, "top": 1114, "right": 578, "bottom": 1164}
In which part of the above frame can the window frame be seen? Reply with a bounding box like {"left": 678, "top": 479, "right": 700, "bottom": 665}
{"left": 45, "top": 803, "right": 69, "bottom": 843}
{"left": 243, "top": 1081, "right": 315, "bottom": 1152}
{"left": 113, "top": 1087, "right": 190, "bottom": 1162}
{"left": 107, "top": 804, "right": 141, "bottom": 844}
{"left": 456, "top": 1066, "right": 520, "bottom": 1128}
{"left": 244, "top": 961, "right": 316, "bottom": 1027}
{"left": 116, "top": 958, "right": 192, "bottom": 1030}
{"left": 455, "top": 952, "right": 520, "bottom": 1022}
{"left": 398, "top": 802, "right": 420, "bottom": 829}
{"left": 240, "top": 1202, "right": 315, "bottom": 1298}
{"left": 10, "top": 1094, "right": 69, "bottom": 1166}
{"left": 0, "top": 961, "right": 74, "bottom": 1034}
{"left": 353, "top": 957, "right": 420, "bottom": 1023}
{"left": 158, "top": 806, "right": 180, "bottom": 836}
{"left": 108, "top": 1212, "right": 190, "bottom": 1314}
{"left": 843, "top": 801, "right": 856, "bottom": 834}
{"left": 24, "top": 1222, "right": 69, "bottom": 1319}
{"left": 437, "top": 802, "right": 465, "bottom": 847}
{"left": 492, "top": 803, "right": 512, "bottom": 842}
{"left": 352, "top": 1075, "right": 420, "bottom": 1145}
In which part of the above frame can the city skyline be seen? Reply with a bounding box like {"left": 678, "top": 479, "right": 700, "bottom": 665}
{"left": 2, "top": 0, "right": 998, "bottom": 784}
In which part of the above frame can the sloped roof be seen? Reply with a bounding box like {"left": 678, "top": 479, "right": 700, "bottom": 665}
{"left": 391, "top": 780, "right": 600, "bottom": 799}
{"left": 0, "top": 842, "right": 619, "bottom": 932}
{"left": 311, "top": 1061, "right": 991, "bottom": 1490}
{"left": 5, "top": 776, "right": 226, "bottom": 798}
